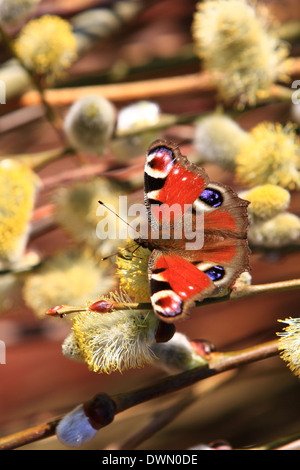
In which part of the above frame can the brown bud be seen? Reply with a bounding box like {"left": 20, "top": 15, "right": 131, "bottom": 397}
{"left": 155, "top": 321, "right": 176, "bottom": 343}
{"left": 46, "top": 305, "right": 63, "bottom": 317}
{"left": 89, "top": 300, "right": 114, "bottom": 313}
{"left": 189, "top": 339, "right": 216, "bottom": 358}
{"left": 83, "top": 393, "right": 116, "bottom": 430}
{"left": 210, "top": 440, "right": 232, "bottom": 450}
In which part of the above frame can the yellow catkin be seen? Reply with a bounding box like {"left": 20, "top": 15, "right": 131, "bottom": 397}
{"left": 116, "top": 243, "right": 151, "bottom": 302}
{"left": 192, "top": 0, "right": 289, "bottom": 107}
{"left": 53, "top": 178, "right": 127, "bottom": 259}
{"left": 23, "top": 249, "right": 115, "bottom": 317}
{"left": 0, "top": 160, "right": 39, "bottom": 267}
{"left": 72, "top": 309, "right": 159, "bottom": 374}
{"left": 14, "top": 15, "right": 77, "bottom": 83}
{"left": 278, "top": 318, "right": 300, "bottom": 378}
{"left": 236, "top": 123, "right": 300, "bottom": 189}
{"left": 241, "top": 184, "right": 291, "bottom": 220}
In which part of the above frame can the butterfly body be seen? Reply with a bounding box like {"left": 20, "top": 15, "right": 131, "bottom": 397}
{"left": 139, "top": 139, "right": 250, "bottom": 323}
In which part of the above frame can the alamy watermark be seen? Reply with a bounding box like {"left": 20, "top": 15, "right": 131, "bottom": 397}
{"left": 0, "top": 340, "right": 6, "bottom": 364}
{"left": 0, "top": 80, "right": 6, "bottom": 104}
{"left": 292, "top": 80, "right": 300, "bottom": 105}
{"left": 96, "top": 196, "right": 205, "bottom": 250}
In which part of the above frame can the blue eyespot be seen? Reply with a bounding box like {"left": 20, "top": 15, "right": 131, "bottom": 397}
{"left": 205, "top": 265, "right": 225, "bottom": 281}
{"left": 199, "top": 188, "right": 223, "bottom": 208}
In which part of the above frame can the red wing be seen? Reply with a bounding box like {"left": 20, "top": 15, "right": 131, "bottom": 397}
{"left": 144, "top": 140, "right": 209, "bottom": 228}
{"left": 148, "top": 250, "right": 215, "bottom": 322}
{"left": 199, "top": 182, "right": 249, "bottom": 238}
{"left": 190, "top": 238, "right": 251, "bottom": 293}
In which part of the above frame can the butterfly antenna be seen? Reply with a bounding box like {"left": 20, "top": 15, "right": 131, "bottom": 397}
{"left": 98, "top": 200, "right": 139, "bottom": 236}
{"left": 98, "top": 200, "right": 142, "bottom": 261}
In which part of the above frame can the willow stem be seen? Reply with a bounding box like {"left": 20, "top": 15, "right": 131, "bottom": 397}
{"left": 110, "top": 278, "right": 300, "bottom": 311}
{"left": 0, "top": 147, "right": 71, "bottom": 170}
{"left": 0, "top": 339, "right": 278, "bottom": 450}
{"left": 114, "top": 371, "right": 234, "bottom": 450}
{"left": 17, "top": 57, "right": 299, "bottom": 109}
{"left": 0, "top": 23, "right": 64, "bottom": 141}
{"left": 18, "top": 72, "right": 215, "bottom": 107}
{"left": 277, "top": 20, "right": 300, "bottom": 41}
{"left": 230, "top": 278, "right": 300, "bottom": 299}
{"left": 252, "top": 432, "right": 300, "bottom": 450}
{"left": 44, "top": 278, "right": 300, "bottom": 316}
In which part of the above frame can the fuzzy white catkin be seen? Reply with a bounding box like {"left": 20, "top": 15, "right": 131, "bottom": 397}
{"left": 111, "top": 101, "right": 161, "bottom": 161}
{"left": 248, "top": 212, "right": 300, "bottom": 247}
{"left": 194, "top": 114, "right": 248, "bottom": 169}
{"left": 56, "top": 404, "right": 98, "bottom": 447}
{"left": 0, "top": 0, "right": 40, "bottom": 24}
{"left": 61, "top": 332, "right": 84, "bottom": 362}
{"left": 151, "top": 332, "right": 206, "bottom": 373}
{"left": 64, "top": 96, "right": 116, "bottom": 154}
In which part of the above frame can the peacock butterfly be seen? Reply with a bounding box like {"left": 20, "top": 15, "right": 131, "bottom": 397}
{"left": 136, "top": 139, "right": 250, "bottom": 323}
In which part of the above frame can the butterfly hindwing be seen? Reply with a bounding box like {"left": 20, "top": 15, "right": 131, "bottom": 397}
{"left": 148, "top": 250, "right": 215, "bottom": 322}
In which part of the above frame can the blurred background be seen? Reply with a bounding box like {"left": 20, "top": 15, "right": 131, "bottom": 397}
{"left": 0, "top": 0, "right": 300, "bottom": 450}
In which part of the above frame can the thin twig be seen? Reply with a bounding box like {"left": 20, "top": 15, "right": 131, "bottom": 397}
{"left": 116, "top": 392, "right": 196, "bottom": 450}
{"left": 0, "top": 111, "right": 205, "bottom": 171}
{"left": 277, "top": 21, "right": 300, "bottom": 41}
{"left": 41, "top": 160, "right": 112, "bottom": 189}
{"left": 0, "top": 1, "right": 147, "bottom": 101}
{"left": 0, "top": 339, "right": 278, "bottom": 450}
{"left": 39, "top": 277, "right": 300, "bottom": 318}
{"left": 104, "top": 278, "right": 300, "bottom": 312}
{"left": 251, "top": 432, "right": 300, "bottom": 450}
{"left": 0, "top": 23, "right": 64, "bottom": 141}
{"left": 0, "top": 147, "right": 71, "bottom": 171}
{"left": 113, "top": 371, "right": 235, "bottom": 450}
{"left": 0, "top": 419, "right": 59, "bottom": 450}
{"left": 230, "top": 278, "right": 300, "bottom": 299}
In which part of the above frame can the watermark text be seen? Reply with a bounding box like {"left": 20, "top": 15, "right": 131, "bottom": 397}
{"left": 292, "top": 80, "right": 300, "bottom": 105}
{"left": 0, "top": 340, "right": 6, "bottom": 364}
{"left": 0, "top": 80, "right": 6, "bottom": 104}
{"left": 96, "top": 197, "right": 205, "bottom": 250}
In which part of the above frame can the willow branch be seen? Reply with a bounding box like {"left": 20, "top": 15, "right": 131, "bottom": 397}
{"left": 107, "top": 278, "right": 300, "bottom": 313}
{"left": 41, "top": 159, "right": 112, "bottom": 189}
{"left": 277, "top": 20, "right": 300, "bottom": 41}
{"left": 17, "top": 55, "right": 300, "bottom": 109}
{"left": 0, "top": 339, "right": 278, "bottom": 450}
{"left": 115, "top": 392, "right": 196, "bottom": 450}
{"left": 251, "top": 432, "right": 300, "bottom": 450}
{"left": 42, "top": 276, "right": 300, "bottom": 319}
{"left": 285, "top": 57, "right": 300, "bottom": 77}
{"left": 0, "top": 147, "right": 72, "bottom": 170}
{"left": 18, "top": 72, "right": 214, "bottom": 108}
{"left": 0, "top": 1, "right": 147, "bottom": 101}
{"left": 0, "top": 419, "right": 59, "bottom": 450}
{"left": 0, "top": 110, "right": 206, "bottom": 172}
{"left": 0, "top": 23, "right": 63, "bottom": 140}
{"left": 113, "top": 371, "right": 234, "bottom": 450}
{"left": 230, "top": 278, "right": 300, "bottom": 299}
